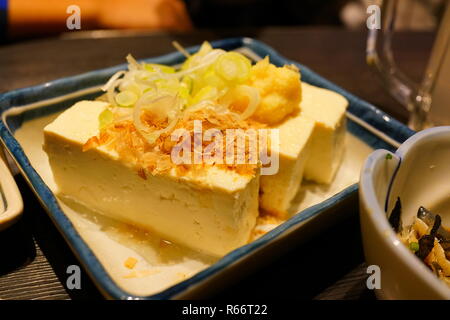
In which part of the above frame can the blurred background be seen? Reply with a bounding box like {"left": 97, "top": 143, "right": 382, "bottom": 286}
{"left": 0, "top": 0, "right": 447, "bottom": 43}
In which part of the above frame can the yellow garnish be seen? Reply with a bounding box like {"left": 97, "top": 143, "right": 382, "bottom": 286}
{"left": 124, "top": 257, "right": 138, "bottom": 269}
{"left": 246, "top": 56, "right": 302, "bottom": 125}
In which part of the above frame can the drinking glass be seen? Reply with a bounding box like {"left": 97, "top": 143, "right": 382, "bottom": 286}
{"left": 367, "top": 0, "right": 450, "bottom": 130}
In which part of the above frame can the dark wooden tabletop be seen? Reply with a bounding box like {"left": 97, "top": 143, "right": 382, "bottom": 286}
{"left": 0, "top": 27, "right": 433, "bottom": 300}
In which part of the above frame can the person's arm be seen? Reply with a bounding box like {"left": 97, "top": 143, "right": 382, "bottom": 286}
{"left": 7, "top": 0, "right": 191, "bottom": 37}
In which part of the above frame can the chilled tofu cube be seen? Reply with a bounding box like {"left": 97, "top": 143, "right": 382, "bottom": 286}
{"left": 259, "top": 115, "right": 315, "bottom": 216}
{"left": 43, "top": 101, "right": 260, "bottom": 257}
{"left": 300, "top": 83, "right": 348, "bottom": 184}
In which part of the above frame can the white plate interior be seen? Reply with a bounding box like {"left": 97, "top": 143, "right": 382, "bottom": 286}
{"left": 13, "top": 110, "right": 373, "bottom": 296}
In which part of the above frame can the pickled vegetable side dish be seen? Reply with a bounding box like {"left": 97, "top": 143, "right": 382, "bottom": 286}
{"left": 391, "top": 198, "right": 450, "bottom": 287}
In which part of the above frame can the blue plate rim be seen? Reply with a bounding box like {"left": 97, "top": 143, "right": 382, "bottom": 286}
{"left": 0, "top": 37, "right": 415, "bottom": 299}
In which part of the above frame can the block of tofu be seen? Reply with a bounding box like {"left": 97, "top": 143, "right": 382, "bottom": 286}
{"left": 259, "top": 115, "right": 315, "bottom": 216}
{"left": 43, "top": 101, "right": 260, "bottom": 257}
{"left": 300, "top": 83, "right": 348, "bottom": 184}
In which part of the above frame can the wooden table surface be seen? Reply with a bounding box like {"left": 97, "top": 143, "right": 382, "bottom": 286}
{"left": 0, "top": 27, "right": 433, "bottom": 300}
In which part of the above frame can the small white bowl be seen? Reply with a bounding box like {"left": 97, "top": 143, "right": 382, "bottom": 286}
{"left": 360, "top": 126, "right": 450, "bottom": 299}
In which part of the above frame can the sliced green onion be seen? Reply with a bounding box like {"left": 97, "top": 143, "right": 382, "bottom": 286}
{"left": 222, "top": 85, "right": 260, "bottom": 120}
{"left": 99, "top": 108, "right": 114, "bottom": 129}
{"left": 201, "top": 69, "right": 226, "bottom": 89}
{"left": 143, "top": 86, "right": 155, "bottom": 94}
{"left": 120, "top": 83, "right": 141, "bottom": 96}
{"left": 409, "top": 242, "right": 419, "bottom": 252}
{"left": 181, "top": 55, "right": 194, "bottom": 71}
{"left": 181, "top": 76, "right": 193, "bottom": 94}
{"left": 215, "top": 52, "right": 251, "bottom": 83}
{"left": 115, "top": 90, "right": 138, "bottom": 107}
{"left": 155, "top": 79, "right": 183, "bottom": 96}
{"left": 99, "top": 45, "right": 256, "bottom": 140}
{"left": 190, "top": 85, "right": 217, "bottom": 105}
{"left": 133, "top": 93, "right": 181, "bottom": 144}
{"left": 126, "top": 54, "right": 141, "bottom": 71}
{"left": 144, "top": 63, "right": 176, "bottom": 74}
{"left": 178, "top": 86, "right": 190, "bottom": 101}
{"left": 102, "top": 70, "right": 125, "bottom": 92}
{"left": 197, "top": 41, "right": 213, "bottom": 57}
{"left": 180, "top": 42, "right": 212, "bottom": 71}
{"left": 172, "top": 40, "right": 191, "bottom": 58}
{"left": 179, "top": 76, "right": 193, "bottom": 101}
{"left": 172, "top": 50, "right": 225, "bottom": 79}
{"left": 107, "top": 79, "right": 123, "bottom": 107}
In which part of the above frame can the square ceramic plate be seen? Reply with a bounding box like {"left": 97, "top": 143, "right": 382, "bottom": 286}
{"left": 0, "top": 38, "right": 414, "bottom": 299}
